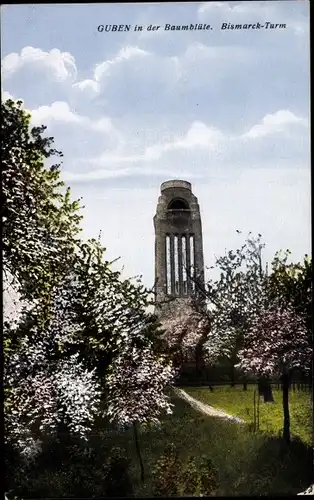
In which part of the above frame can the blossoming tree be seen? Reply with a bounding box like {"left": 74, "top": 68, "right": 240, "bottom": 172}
{"left": 106, "top": 322, "right": 176, "bottom": 482}
{"left": 3, "top": 99, "right": 176, "bottom": 472}
{"left": 168, "top": 234, "right": 270, "bottom": 391}
{"left": 236, "top": 305, "right": 311, "bottom": 443}
{"left": 162, "top": 307, "right": 204, "bottom": 361}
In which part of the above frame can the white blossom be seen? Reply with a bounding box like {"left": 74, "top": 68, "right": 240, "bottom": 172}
{"left": 106, "top": 323, "right": 176, "bottom": 427}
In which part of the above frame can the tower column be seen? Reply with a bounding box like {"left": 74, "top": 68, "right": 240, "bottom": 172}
{"left": 178, "top": 234, "right": 183, "bottom": 295}
{"left": 155, "top": 231, "right": 167, "bottom": 299}
{"left": 186, "top": 233, "right": 191, "bottom": 294}
{"left": 170, "top": 234, "right": 175, "bottom": 295}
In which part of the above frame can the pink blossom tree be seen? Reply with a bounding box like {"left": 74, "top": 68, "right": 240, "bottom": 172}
{"left": 161, "top": 306, "right": 210, "bottom": 376}
{"left": 235, "top": 305, "right": 311, "bottom": 443}
{"left": 4, "top": 237, "right": 175, "bottom": 464}
{"left": 106, "top": 321, "right": 176, "bottom": 482}
{"left": 202, "top": 234, "right": 267, "bottom": 383}
{"left": 4, "top": 275, "right": 102, "bottom": 461}
{"left": 181, "top": 233, "right": 276, "bottom": 396}
{"left": 160, "top": 234, "right": 267, "bottom": 389}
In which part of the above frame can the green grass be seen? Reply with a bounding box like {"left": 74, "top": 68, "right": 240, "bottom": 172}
{"left": 97, "top": 393, "right": 313, "bottom": 496}
{"left": 184, "top": 384, "right": 313, "bottom": 445}
{"left": 6, "top": 391, "right": 313, "bottom": 497}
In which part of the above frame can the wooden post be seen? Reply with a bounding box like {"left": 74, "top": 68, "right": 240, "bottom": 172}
{"left": 133, "top": 422, "right": 145, "bottom": 482}
{"left": 257, "top": 390, "right": 260, "bottom": 431}
{"left": 282, "top": 373, "right": 291, "bottom": 444}
{"left": 253, "top": 390, "right": 257, "bottom": 432}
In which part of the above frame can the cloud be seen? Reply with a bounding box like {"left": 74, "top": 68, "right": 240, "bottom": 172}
{"left": 31, "top": 101, "right": 81, "bottom": 125}
{"left": 2, "top": 89, "right": 15, "bottom": 101}
{"left": 94, "top": 45, "right": 150, "bottom": 81}
{"left": 2, "top": 46, "right": 77, "bottom": 82}
{"left": 30, "top": 100, "right": 118, "bottom": 135}
{"left": 71, "top": 45, "right": 150, "bottom": 99}
{"left": 243, "top": 110, "right": 306, "bottom": 139}
{"left": 198, "top": 1, "right": 253, "bottom": 15}
{"left": 62, "top": 166, "right": 198, "bottom": 183}
{"left": 74, "top": 108, "right": 306, "bottom": 181}
{"left": 173, "top": 121, "right": 225, "bottom": 150}
{"left": 74, "top": 46, "right": 182, "bottom": 115}
{"left": 72, "top": 39, "right": 281, "bottom": 119}
{"left": 142, "top": 121, "right": 226, "bottom": 159}
{"left": 72, "top": 79, "right": 99, "bottom": 96}
{"left": 197, "top": 1, "right": 309, "bottom": 37}
{"left": 79, "top": 120, "right": 226, "bottom": 174}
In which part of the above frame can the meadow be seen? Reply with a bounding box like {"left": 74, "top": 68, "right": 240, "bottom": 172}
{"left": 184, "top": 384, "right": 313, "bottom": 445}
{"left": 6, "top": 391, "right": 313, "bottom": 498}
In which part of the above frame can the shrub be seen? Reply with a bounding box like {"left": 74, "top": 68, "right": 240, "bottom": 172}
{"left": 5, "top": 435, "right": 134, "bottom": 498}
{"left": 152, "top": 444, "right": 219, "bottom": 497}
{"left": 151, "top": 443, "right": 181, "bottom": 496}
{"left": 198, "top": 456, "right": 219, "bottom": 496}
{"left": 102, "top": 446, "right": 134, "bottom": 497}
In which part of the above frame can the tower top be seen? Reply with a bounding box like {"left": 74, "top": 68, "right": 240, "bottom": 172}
{"left": 160, "top": 179, "right": 192, "bottom": 192}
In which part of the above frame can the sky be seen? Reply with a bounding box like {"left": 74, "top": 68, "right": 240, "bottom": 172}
{"left": 1, "top": 1, "right": 311, "bottom": 289}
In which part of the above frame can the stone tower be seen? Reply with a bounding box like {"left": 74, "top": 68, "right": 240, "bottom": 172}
{"left": 154, "top": 179, "right": 205, "bottom": 319}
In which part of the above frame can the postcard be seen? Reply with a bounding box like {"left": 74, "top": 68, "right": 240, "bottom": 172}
{"left": 2, "top": 2, "right": 311, "bottom": 498}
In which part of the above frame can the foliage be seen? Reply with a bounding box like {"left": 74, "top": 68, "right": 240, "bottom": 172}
{"left": 102, "top": 446, "right": 134, "bottom": 497}
{"left": 3, "top": 99, "right": 175, "bottom": 469}
{"left": 162, "top": 234, "right": 272, "bottom": 384}
{"left": 4, "top": 235, "right": 176, "bottom": 461}
{"left": 151, "top": 443, "right": 181, "bottom": 496}
{"left": 5, "top": 438, "right": 134, "bottom": 498}
{"left": 267, "top": 251, "right": 312, "bottom": 336}
{"left": 2, "top": 100, "right": 93, "bottom": 462}
{"left": 2, "top": 99, "right": 82, "bottom": 318}
{"left": 70, "top": 238, "right": 167, "bottom": 378}
{"left": 202, "top": 233, "right": 268, "bottom": 365}
{"left": 200, "top": 237, "right": 312, "bottom": 374}
{"left": 172, "top": 234, "right": 311, "bottom": 397}
{"left": 104, "top": 312, "right": 176, "bottom": 484}
{"left": 151, "top": 443, "right": 219, "bottom": 497}
{"left": 180, "top": 455, "right": 219, "bottom": 496}
{"left": 235, "top": 305, "right": 311, "bottom": 378}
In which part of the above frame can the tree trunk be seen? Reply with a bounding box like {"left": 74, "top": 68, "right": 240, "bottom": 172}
{"left": 133, "top": 422, "right": 145, "bottom": 483}
{"left": 282, "top": 372, "right": 291, "bottom": 444}
{"left": 253, "top": 389, "right": 257, "bottom": 432}
{"left": 309, "top": 368, "right": 313, "bottom": 395}
{"left": 263, "top": 381, "right": 274, "bottom": 402}
{"left": 230, "top": 364, "right": 236, "bottom": 387}
{"left": 195, "top": 328, "right": 208, "bottom": 383}
{"left": 243, "top": 381, "right": 247, "bottom": 391}
{"left": 195, "top": 345, "right": 203, "bottom": 380}
{"left": 258, "top": 376, "right": 274, "bottom": 402}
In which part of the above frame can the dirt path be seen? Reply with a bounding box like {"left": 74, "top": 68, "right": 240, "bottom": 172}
{"left": 174, "top": 388, "right": 245, "bottom": 424}
{"left": 298, "top": 484, "right": 314, "bottom": 495}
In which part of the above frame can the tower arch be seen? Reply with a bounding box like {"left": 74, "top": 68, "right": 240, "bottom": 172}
{"left": 167, "top": 198, "right": 190, "bottom": 210}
